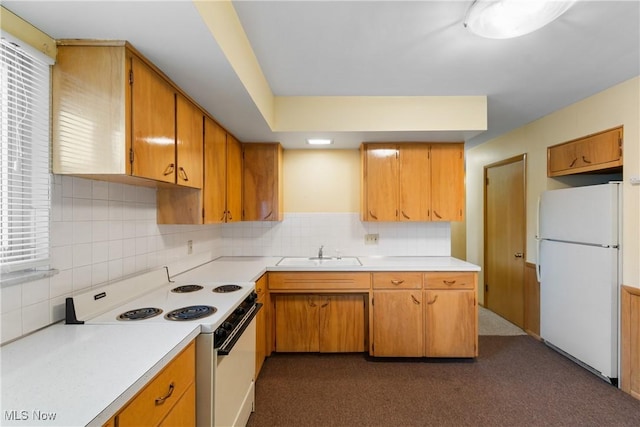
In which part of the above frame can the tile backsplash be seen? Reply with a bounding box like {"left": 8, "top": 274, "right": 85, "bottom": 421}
{"left": 1, "top": 176, "right": 450, "bottom": 344}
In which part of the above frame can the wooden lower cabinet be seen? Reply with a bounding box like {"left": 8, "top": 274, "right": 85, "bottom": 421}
{"left": 424, "top": 289, "right": 476, "bottom": 357}
{"left": 274, "top": 294, "right": 366, "bottom": 353}
{"left": 255, "top": 275, "right": 268, "bottom": 378}
{"left": 108, "top": 341, "right": 196, "bottom": 427}
{"left": 371, "top": 290, "right": 423, "bottom": 357}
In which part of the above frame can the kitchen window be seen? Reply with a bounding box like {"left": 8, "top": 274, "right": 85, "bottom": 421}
{"left": 0, "top": 35, "right": 52, "bottom": 278}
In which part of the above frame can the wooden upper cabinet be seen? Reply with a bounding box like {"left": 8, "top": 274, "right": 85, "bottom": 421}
{"left": 361, "top": 143, "right": 464, "bottom": 222}
{"left": 362, "top": 144, "right": 398, "bottom": 221}
{"left": 242, "top": 143, "right": 283, "bottom": 221}
{"left": 548, "top": 126, "right": 623, "bottom": 177}
{"left": 399, "top": 144, "right": 430, "bottom": 221}
{"left": 203, "top": 117, "right": 227, "bottom": 223}
{"left": 226, "top": 135, "right": 243, "bottom": 223}
{"left": 175, "top": 94, "right": 203, "bottom": 189}
{"left": 430, "top": 143, "right": 465, "bottom": 221}
{"left": 130, "top": 55, "right": 176, "bottom": 184}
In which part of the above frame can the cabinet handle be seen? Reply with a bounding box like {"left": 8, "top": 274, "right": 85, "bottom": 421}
{"left": 308, "top": 297, "right": 316, "bottom": 308}
{"left": 178, "top": 166, "right": 189, "bottom": 181}
{"left": 401, "top": 211, "right": 410, "bottom": 219}
{"left": 227, "top": 210, "right": 233, "bottom": 220}
{"left": 443, "top": 280, "right": 456, "bottom": 286}
{"left": 321, "top": 298, "right": 330, "bottom": 308}
{"left": 163, "top": 163, "right": 175, "bottom": 176}
{"left": 220, "top": 212, "right": 226, "bottom": 221}
{"left": 411, "top": 295, "right": 420, "bottom": 305}
{"left": 569, "top": 158, "right": 577, "bottom": 167}
{"left": 391, "top": 280, "right": 405, "bottom": 286}
{"left": 433, "top": 210, "right": 442, "bottom": 219}
{"left": 263, "top": 210, "right": 273, "bottom": 220}
{"left": 582, "top": 155, "right": 591, "bottom": 164}
{"left": 369, "top": 211, "right": 378, "bottom": 220}
{"left": 155, "top": 382, "right": 175, "bottom": 405}
{"left": 427, "top": 295, "right": 438, "bottom": 305}
{"left": 514, "top": 252, "right": 524, "bottom": 258}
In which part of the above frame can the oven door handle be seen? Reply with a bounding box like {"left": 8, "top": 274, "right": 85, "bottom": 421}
{"left": 217, "top": 303, "right": 262, "bottom": 356}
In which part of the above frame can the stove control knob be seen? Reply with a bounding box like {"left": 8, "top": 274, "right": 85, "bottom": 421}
{"left": 247, "top": 292, "right": 257, "bottom": 302}
{"left": 214, "top": 328, "right": 228, "bottom": 342}
{"left": 234, "top": 306, "right": 246, "bottom": 316}
{"left": 221, "top": 322, "right": 234, "bottom": 331}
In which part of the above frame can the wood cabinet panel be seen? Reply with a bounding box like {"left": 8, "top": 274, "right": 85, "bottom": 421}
{"left": 118, "top": 341, "right": 195, "bottom": 427}
{"left": 548, "top": 126, "right": 623, "bottom": 176}
{"left": 243, "top": 143, "right": 283, "bottom": 221}
{"left": 424, "top": 272, "right": 475, "bottom": 290}
{"left": 226, "top": 135, "right": 243, "bottom": 223}
{"left": 430, "top": 143, "right": 464, "bottom": 221}
{"left": 363, "top": 144, "right": 398, "bottom": 221}
{"left": 131, "top": 55, "right": 176, "bottom": 184}
{"left": 255, "top": 275, "right": 268, "bottom": 377}
{"left": 372, "top": 272, "right": 422, "bottom": 289}
{"left": 269, "top": 272, "right": 370, "bottom": 291}
{"left": 399, "top": 144, "right": 430, "bottom": 221}
{"left": 158, "top": 382, "right": 195, "bottom": 427}
{"left": 319, "top": 295, "right": 366, "bottom": 352}
{"left": 176, "top": 94, "right": 203, "bottom": 189}
{"left": 203, "top": 117, "right": 227, "bottom": 223}
{"left": 372, "top": 290, "right": 424, "bottom": 357}
{"left": 274, "top": 295, "right": 321, "bottom": 352}
{"left": 424, "top": 290, "right": 477, "bottom": 357}
{"left": 621, "top": 285, "right": 640, "bottom": 400}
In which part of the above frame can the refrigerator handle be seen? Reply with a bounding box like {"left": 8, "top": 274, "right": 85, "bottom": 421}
{"left": 536, "top": 196, "right": 542, "bottom": 283}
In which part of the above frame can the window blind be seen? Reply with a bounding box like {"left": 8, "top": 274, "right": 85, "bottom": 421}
{"left": 0, "top": 36, "right": 51, "bottom": 273}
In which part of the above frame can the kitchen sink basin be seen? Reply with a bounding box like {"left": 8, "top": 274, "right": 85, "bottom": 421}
{"left": 276, "top": 257, "right": 362, "bottom": 267}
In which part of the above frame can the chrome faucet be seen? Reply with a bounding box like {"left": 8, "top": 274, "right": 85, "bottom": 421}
{"left": 318, "top": 245, "right": 324, "bottom": 259}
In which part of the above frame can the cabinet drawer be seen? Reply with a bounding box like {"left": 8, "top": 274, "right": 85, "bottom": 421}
{"left": 424, "top": 272, "right": 475, "bottom": 290}
{"left": 118, "top": 341, "right": 195, "bottom": 427}
{"left": 372, "top": 272, "right": 422, "bottom": 289}
{"left": 268, "top": 272, "right": 370, "bottom": 291}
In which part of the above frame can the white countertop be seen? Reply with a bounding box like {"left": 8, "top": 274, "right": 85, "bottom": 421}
{"left": 0, "top": 322, "right": 200, "bottom": 426}
{"left": 265, "top": 256, "right": 481, "bottom": 272}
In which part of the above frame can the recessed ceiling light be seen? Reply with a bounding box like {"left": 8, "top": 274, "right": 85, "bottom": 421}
{"left": 306, "top": 138, "right": 333, "bottom": 146}
{"left": 464, "top": 0, "right": 576, "bottom": 39}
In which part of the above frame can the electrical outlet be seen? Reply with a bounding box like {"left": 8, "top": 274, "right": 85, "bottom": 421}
{"left": 187, "top": 240, "right": 193, "bottom": 254}
{"left": 365, "top": 233, "right": 379, "bottom": 245}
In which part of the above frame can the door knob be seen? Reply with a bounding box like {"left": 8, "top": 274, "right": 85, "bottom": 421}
{"left": 514, "top": 252, "right": 524, "bottom": 258}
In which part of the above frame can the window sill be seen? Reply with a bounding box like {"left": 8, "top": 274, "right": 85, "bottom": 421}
{"left": 0, "top": 269, "right": 59, "bottom": 287}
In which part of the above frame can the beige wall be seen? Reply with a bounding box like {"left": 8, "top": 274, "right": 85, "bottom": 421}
{"left": 283, "top": 149, "right": 360, "bottom": 213}
{"left": 466, "top": 76, "right": 640, "bottom": 303}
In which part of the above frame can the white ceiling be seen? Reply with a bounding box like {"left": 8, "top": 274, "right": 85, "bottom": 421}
{"left": 3, "top": 0, "right": 639, "bottom": 150}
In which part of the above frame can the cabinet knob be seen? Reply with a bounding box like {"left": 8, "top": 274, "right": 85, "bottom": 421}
{"left": 514, "top": 252, "right": 524, "bottom": 258}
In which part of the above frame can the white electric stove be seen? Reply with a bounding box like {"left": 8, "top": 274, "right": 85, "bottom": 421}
{"left": 65, "top": 264, "right": 260, "bottom": 427}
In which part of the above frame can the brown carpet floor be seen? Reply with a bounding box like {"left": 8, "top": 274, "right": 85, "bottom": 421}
{"left": 247, "top": 336, "right": 640, "bottom": 427}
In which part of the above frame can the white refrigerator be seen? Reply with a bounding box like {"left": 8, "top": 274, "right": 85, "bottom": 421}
{"left": 537, "top": 182, "right": 620, "bottom": 383}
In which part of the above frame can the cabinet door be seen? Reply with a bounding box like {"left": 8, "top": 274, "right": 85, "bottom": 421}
{"left": 131, "top": 55, "right": 176, "bottom": 183}
{"left": 176, "top": 95, "right": 203, "bottom": 189}
{"left": 255, "top": 275, "right": 267, "bottom": 377}
{"left": 319, "top": 295, "right": 365, "bottom": 353}
{"left": 226, "top": 135, "right": 243, "bottom": 222}
{"left": 274, "top": 295, "right": 319, "bottom": 352}
{"left": 399, "top": 144, "right": 430, "bottom": 221}
{"left": 576, "top": 127, "right": 622, "bottom": 170}
{"left": 364, "top": 144, "right": 398, "bottom": 221}
{"left": 243, "top": 144, "right": 282, "bottom": 221}
{"left": 372, "top": 291, "right": 423, "bottom": 357}
{"left": 430, "top": 143, "right": 464, "bottom": 221}
{"left": 158, "top": 382, "right": 196, "bottom": 427}
{"left": 424, "top": 290, "right": 477, "bottom": 357}
{"left": 203, "top": 117, "right": 227, "bottom": 223}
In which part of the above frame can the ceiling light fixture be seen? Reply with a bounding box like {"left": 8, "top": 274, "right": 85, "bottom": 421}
{"left": 464, "top": 0, "right": 577, "bottom": 39}
{"left": 306, "top": 138, "right": 333, "bottom": 146}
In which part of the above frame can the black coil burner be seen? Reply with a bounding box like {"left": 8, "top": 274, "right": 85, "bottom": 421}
{"left": 212, "top": 284, "right": 242, "bottom": 293}
{"left": 117, "top": 307, "right": 163, "bottom": 321}
{"left": 171, "top": 284, "right": 204, "bottom": 293}
{"left": 165, "top": 305, "right": 217, "bottom": 321}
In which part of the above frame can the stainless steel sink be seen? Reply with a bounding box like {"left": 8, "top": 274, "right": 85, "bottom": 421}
{"left": 276, "top": 257, "right": 362, "bottom": 267}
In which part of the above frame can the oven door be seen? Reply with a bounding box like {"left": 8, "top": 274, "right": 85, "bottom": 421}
{"left": 214, "top": 317, "right": 256, "bottom": 427}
